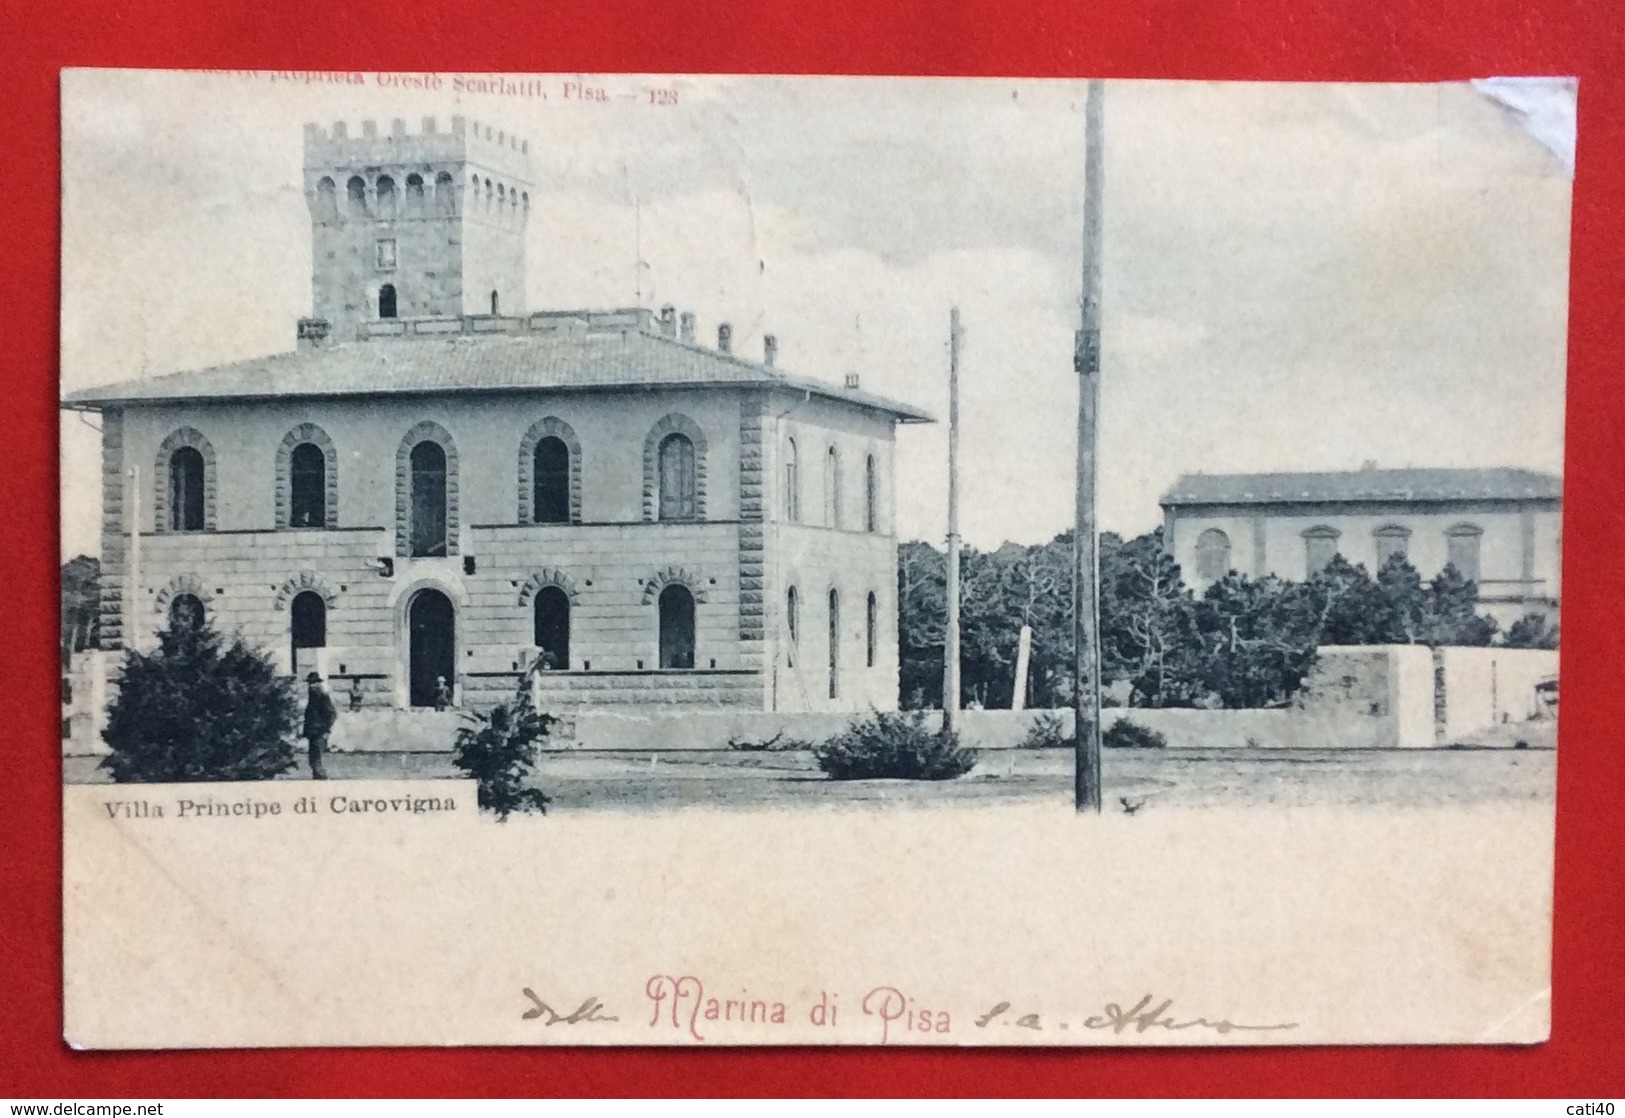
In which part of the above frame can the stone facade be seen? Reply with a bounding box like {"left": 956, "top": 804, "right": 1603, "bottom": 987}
{"left": 88, "top": 381, "right": 912, "bottom": 712}
{"left": 68, "top": 116, "right": 930, "bottom": 715}
{"left": 304, "top": 115, "right": 530, "bottom": 342}
{"left": 1162, "top": 468, "right": 1562, "bottom": 628}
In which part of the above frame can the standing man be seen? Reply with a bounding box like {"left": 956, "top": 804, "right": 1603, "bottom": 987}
{"left": 304, "top": 671, "right": 336, "bottom": 780}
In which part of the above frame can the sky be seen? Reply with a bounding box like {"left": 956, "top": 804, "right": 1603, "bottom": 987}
{"left": 59, "top": 71, "right": 1573, "bottom": 558}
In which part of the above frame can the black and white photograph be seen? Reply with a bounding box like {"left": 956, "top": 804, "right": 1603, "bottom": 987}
{"left": 58, "top": 70, "right": 1570, "bottom": 1049}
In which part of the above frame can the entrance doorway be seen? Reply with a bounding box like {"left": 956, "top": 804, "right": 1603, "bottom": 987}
{"left": 408, "top": 588, "right": 455, "bottom": 707}
{"left": 290, "top": 591, "right": 326, "bottom": 678}
{"left": 658, "top": 584, "right": 696, "bottom": 669}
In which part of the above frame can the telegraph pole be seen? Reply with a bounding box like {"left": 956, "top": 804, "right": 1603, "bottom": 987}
{"left": 943, "top": 307, "right": 963, "bottom": 738}
{"left": 1074, "top": 80, "right": 1106, "bottom": 813}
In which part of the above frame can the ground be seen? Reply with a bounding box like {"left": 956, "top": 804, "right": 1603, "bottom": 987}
{"left": 63, "top": 734, "right": 1557, "bottom": 812}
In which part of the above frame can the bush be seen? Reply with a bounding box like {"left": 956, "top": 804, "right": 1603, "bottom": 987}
{"left": 452, "top": 678, "right": 554, "bottom": 819}
{"left": 101, "top": 623, "right": 299, "bottom": 783}
{"left": 1019, "top": 710, "right": 1070, "bottom": 750}
{"left": 1103, "top": 719, "right": 1167, "bottom": 750}
{"left": 813, "top": 710, "right": 976, "bottom": 781}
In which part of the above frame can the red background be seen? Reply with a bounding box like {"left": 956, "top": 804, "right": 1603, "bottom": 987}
{"left": 3, "top": 0, "right": 1622, "bottom": 1098}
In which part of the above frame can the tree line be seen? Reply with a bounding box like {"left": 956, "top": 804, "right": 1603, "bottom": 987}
{"left": 898, "top": 530, "right": 1558, "bottom": 712}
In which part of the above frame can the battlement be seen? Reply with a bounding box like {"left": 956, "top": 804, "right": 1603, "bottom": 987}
{"left": 303, "top": 115, "right": 531, "bottom": 183}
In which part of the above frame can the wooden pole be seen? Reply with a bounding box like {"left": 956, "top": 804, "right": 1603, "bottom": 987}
{"left": 1074, "top": 80, "right": 1106, "bottom": 813}
{"left": 944, "top": 307, "right": 963, "bottom": 738}
{"left": 1012, "top": 624, "right": 1033, "bottom": 711}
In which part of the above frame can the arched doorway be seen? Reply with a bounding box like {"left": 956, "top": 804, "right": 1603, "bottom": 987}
{"left": 658, "top": 584, "right": 695, "bottom": 669}
{"left": 379, "top": 283, "right": 398, "bottom": 319}
{"left": 290, "top": 591, "right": 326, "bottom": 678}
{"left": 533, "top": 585, "right": 570, "bottom": 670}
{"left": 408, "top": 588, "right": 455, "bottom": 707}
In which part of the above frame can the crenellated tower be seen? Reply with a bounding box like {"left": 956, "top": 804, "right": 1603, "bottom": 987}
{"left": 301, "top": 115, "right": 532, "bottom": 344}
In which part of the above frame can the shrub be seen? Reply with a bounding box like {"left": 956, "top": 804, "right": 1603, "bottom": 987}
{"left": 1019, "top": 710, "right": 1071, "bottom": 750}
{"left": 452, "top": 678, "right": 554, "bottom": 819}
{"left": 101, "top": 622, "right": 299, "bottom": 783}
{"left": 1103, "top": 719, "right": 1167, "bottom": 750}
{"left": 813, "top": 710, "right": 976, "bottom": 781}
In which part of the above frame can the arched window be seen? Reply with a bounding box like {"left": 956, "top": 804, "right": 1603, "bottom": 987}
{"left": 1195, "top": 528, "right": 1232, "bottom": 582}
{"left": 169, "top": 446, "right": 205, "bottom": 532}
{"left": 404, "top": 173, "right": 425, "bottom": 215}
{"left": 1303, "top": 525, "right": 1341, "bottom": 577}
{"left": 1374, "top": 524, "right": 1412, "bottom": 568}
{"left": 784, "top": 438, "right": 800, "bottom": 522}
{"left": 865, "top": 454, "right": 879, "bottom": 533}
{"left": 824, "top": 446, "right": 841, "bottom": 528}
{"left": 378, "top": 283, "right": 397, "bottom": 319}
{"left": 532, "top": 585, "right": 570, "bottom": 670}
{"left": 827, "top": 588, "right": 841, "bottom": 699}
{"left": 395, "top": 422, "right": 458, "bottom": 557}
{"left": 346, "top": 175, "right": 368, "bottom": 218}
{"left": 786, "top": 586, "right": 799, "bottom": 667}
{"left": 658, "top": 433, "right": 698, "bottom": 520}
{"left": 314, "top": 176, "right": 338, "bottom": 223}
{"left": 169, "top": 593, "right": 205, "bottom": 632}
{"left": 866, "top": 591, "right": 878, "bottom": 668}
{"left": 532, "top": 436, "right": 570, "bottom": 524}
{"left": 490, "top": 289, "right": 500, "bottom": 315}
{"left": 485, "top": 179, "right": 494, "bottom": 208}
{"left": 290, "top": 591, "right": 326, "bottom": 676}
{"left": 658, "top": 584, "right": 696, "bottom": 670}
{"left": 409, "top": 440, "right": 448, "bottom": 557}
{"left": 434, "top": 171, "right": 456, "bottom": 215}
{"left": 376, "top": 174, "right": 397, "bottom": 219}
{"left": 1446, "top": 524, "right": 1484, "bottom": 584}
{"left": 289, "top": 442, "right": 326, "bottom": 528}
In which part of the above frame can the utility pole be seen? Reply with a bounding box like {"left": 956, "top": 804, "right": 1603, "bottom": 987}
{"left": 943, "top": 306, "right": 963, "bottom": 739}
{"left": 1074, "top": 80, "right": 1106, "bottom": 813}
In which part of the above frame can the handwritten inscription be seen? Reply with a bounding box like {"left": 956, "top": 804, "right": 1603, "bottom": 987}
{"left": 520, "top": 989, "right": 618, "bottom": 1026}
{"left": 519, "top": 975, "right": 1298, "bottom": 1043}
{"left": 977, "top": 995, "right": 1298, "bottom": 1037}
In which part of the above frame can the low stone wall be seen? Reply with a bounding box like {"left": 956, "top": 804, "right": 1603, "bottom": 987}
{"left": 545, "top": 705, "right": 1386, "bottom": 752}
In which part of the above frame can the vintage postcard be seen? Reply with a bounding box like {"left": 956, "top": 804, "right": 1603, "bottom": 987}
{"left": 59, "top": 70, "right": 1570, "bottom": 1048}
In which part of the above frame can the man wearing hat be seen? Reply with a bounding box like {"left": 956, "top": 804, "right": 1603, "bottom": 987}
{"left": 303, "top": 671, "right": 337, "bottom": 780}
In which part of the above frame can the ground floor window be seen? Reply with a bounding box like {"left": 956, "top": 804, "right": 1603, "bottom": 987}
{"left": 533, "top": 585, "right": 570, "bottom": 670}
{"left": 828, "top": 588, "right": 841, "bottom": 698}
{"left": 291, "top": 591, "right": 326, "bottom": 676}
{"left": 169, "top": 593, "right": 205, "bottom": 632}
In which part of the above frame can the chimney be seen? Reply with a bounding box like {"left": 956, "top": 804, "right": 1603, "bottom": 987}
{"left": 763, "top": 334, "right": 778, "bottom": 367}
{"left": 717, "top": 322, "right": 733, "bottom": 355}
{"left": 658, "top": 304, "right": 677, "bottom": 338}
{"left": 844, "top": 372, "right": 861, "bottom": 390}
{"left": 679, "top": 312, "right": 696, "bottom": 344}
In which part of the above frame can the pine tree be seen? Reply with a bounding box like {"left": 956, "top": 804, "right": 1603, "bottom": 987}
{"left": 101, "top": 622, "right": 299, "bottom": 783}
{"left": 1423, "top": 564, "right": 1499, "bottom": 646}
